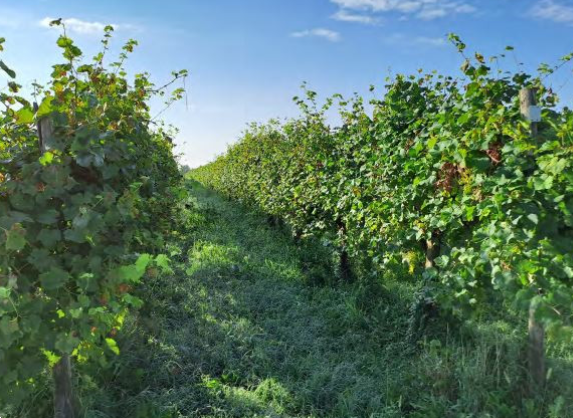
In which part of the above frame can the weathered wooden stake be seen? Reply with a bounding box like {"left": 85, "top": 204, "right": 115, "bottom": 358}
{"left": 336, "top": 218, "right": 352, "bottom": 281}
{"left": 519, "top": 88, "right": 540, "bottom": 136}
{"left": 340, "top": 248, "right": 351, "bottom": 281}
{"left": 520, "top": 87, "right": 545, "bottom": 392}
{"left": 34, "top": 102, "right": 53, "bottom": 154}
{"left": 528, "top": 303, "right": 545, "bottom": 392}
{"left": 53, "top": 354, "right": 76, "bottom": 418}
{"left": 35, "top": 108, "right": 77, "bottom": 418}
{"left": 424, "top": 238, "right": 439, "bottom": 269}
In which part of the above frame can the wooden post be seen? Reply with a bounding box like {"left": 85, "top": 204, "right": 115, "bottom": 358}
{"left": 38, "top": 117, "right": 54, "bottom": 154}
{"left": 340, "top": 248, "right": 351, "bottom": 281}
{"left": 34, "top": 102, "right": 53, "bottom": 154}
{"left": 34, "top": 107, "right": 77, "bottom": 418}
{"left": 520, "top": 87, "right": 545, "bottom": 392}
{"left": 336, "top": 218, "right": 352, "bottom": 281}
{"left": 53, "top": 354, "right": 76, "bottom": 418}
{"left": 424, "top": 238, "right": 438, "bottom": 269}
{"left": 519, "top": 88, "right": 540, "bottom": 136}
{"left": 424, "top": 230, "right": 440, "bottom": 269}
{"left": 528, "top": 302, "right": 545, "bottom": 392}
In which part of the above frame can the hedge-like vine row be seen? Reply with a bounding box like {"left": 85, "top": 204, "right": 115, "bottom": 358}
{"left": 0, "top": 24, "right": 187, "bottom": 410}
{"left": 192, "top": 38, "right": 573, "bottom": 342}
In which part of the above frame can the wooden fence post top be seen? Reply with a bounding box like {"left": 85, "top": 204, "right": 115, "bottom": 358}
{"left": 34, "top": 101, "right": 54, "bottom": 155}
{"left": 520, "top": 88, "right": 536, "bottom": 106}
{"left": 519, "top": 87, "right": 541, "bottom": 134}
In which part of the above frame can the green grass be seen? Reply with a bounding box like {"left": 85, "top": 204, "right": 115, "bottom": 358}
{"left": 8, "top": 181, "right": 573, "bottom": 417}
{"left": 125, "top": 183, "right": 417, "bottom": 417}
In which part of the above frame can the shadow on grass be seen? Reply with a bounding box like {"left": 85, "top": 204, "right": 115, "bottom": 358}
{"left": 101, "top": 184, "right": 413, "bottom": 418}
{"left": 74, "top": 183, "right": 573, "bottom": 418}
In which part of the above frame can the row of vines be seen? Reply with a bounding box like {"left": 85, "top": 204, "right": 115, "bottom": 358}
{"left": 1, "top": 23, "right": 187, "bottom": 416}
{"left": 192, "top": 36, "right": 573, "bottom": 386}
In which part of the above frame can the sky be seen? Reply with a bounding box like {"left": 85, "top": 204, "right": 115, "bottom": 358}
{"left": 1, "top": 0, "right": 573, "bottom": 167}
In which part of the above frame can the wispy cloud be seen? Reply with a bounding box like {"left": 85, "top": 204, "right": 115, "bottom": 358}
{"left": 331, "top": 9, "right": 380, "bottom": 25}
{"left": 331, "top": 0, "right": 475, "bottom": 20}
{"left": 291, "top": 28, "right": 341, "bottom": 42}
{"left": 529, "top": 0, "right": 573, "bottom": 25}
{"left": 40, "top": 17, "right": 119, "bottom": 35}
{"left": 383, "top": 33, "right": 447, "bottom": 48}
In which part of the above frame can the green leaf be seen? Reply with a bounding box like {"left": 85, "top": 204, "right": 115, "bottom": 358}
{"left": 75, "top": 153, "right": 93, "bottom": 168}
{"left": 64, "top": 228, "right": 87, "bottom": 244}
{"left": 117, "top": 254, "right": 152, "bottom": 283}
{"left": 0, "top": 212, "right": 32, "bottom": 230}
{"left": 467, "top": 153, "right": 490, "bottom": 171}
{"left": 465, "top": 206, "right": 476, "bottom": 221}
{"left": 118, "top": 266, "right": 143, "bottom": 283}
{"left": 122, "top": 294, "right": 144, "bottom": 308}
{"left": 39, "top": 151, "right": 55, "bottom": 166}
{"left": 155, "top": 254, "right": 171, "bottom": 272}
{"left": 41, "top": 165, "right": 69, "bottom": 188}
{"left": 8, "top": 81, "right": 20, "bottom": 93}
{"left": 0, "top": 59, "right": 16, "bottom": 79}
{"left": 0, "top": 317, "right": 20, "bottom": 349}
{"left": 37, "top": 209, "right": 59, "bottom": 225}
{"left": 56, "top": 36, "right": 73, "bottom": 48}
{"left": 105, "top": 338, "right": 120, "bottom": 355}
{"left": 55, "top": 334, "right": 80, "bottom": 354}
{"left": 38, "top": 229, "right": 62, "bottom": 248}
{"left": 36, "top": 96, "right": 54, "bottom": 118}
{"left": 42, "top": 350, "right": 61, "bottom": 367}
{"left": 16, "top": 107, "right": 34, "bottom": 124}
{"left": 533, "top": 175, "right": 554, "bottom": 191}
{"left": 27, "top": 249, "right": 54, "bottom": 270}
{"left": 135, "top": 253, "right": 152, "bottom": 272}
{"left": 6, "top": 223, "right": 27, "bottom": 251}
{"left": 40, "top": 267, "right": 70, "bottom": 291}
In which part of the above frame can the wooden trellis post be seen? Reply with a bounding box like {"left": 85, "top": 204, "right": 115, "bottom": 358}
{"left": 424, "top": 237, "right": 439, "bottom": 269}
{"left": 35, "top": 102, "right": 77, "bottom": 418}
{"left": 53, "top": 354, "right": 76, "bottom": 418}
{"left": 519, "top": 88, "right": 545, "bottom": 393}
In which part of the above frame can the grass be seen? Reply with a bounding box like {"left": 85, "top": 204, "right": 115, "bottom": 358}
{"left": 7, "top": 181, "right": 573, "bottom": 417}
{"left": 123, "top": 183, "right": 417, "bottom": 417}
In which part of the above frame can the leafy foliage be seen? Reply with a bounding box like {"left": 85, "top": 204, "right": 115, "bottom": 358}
{"left": 192, "top": 38, "right": 573, "bottom": 338}
{"left": 0, "top": 26, "right": 186, "bottom": 405}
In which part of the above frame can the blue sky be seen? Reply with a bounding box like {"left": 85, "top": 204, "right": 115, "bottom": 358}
{"left": 1, "top": 0, "right": 573, "bottom": 167}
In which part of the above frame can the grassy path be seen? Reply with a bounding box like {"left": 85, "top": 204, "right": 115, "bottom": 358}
{"left": 79, "top": 182, "right": 573, "bottom": 418}
{"left": 111, "top": 182, "right": 415, "bottom": 418}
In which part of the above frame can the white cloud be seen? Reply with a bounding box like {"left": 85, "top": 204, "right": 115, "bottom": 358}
{"left": 330, "top": 0, "right": 475, "bottom": 20}
{"left": 383, "top": 33, "right": 446, "bottom": 47}
{"left": 529, "top": 0, "right": 573, "bottom": 24}
{"left": 40, "top": 17, "right": 119, "bottom": 35}
{"left": 291, "top": 28, "right": 341, "bottom": 42}
{"left": 416, "top": 7, "right": 448, "bottom": 19}
{"left": 413, "top": 35, "right": 446, "bottom": 46}
{"left": 331, "top": 9, "right": 380, "bottom": 24}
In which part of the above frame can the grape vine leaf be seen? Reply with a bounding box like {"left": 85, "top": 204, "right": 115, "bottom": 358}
{"left": 6, "top": 224, "right": 27, "bottom": 251}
